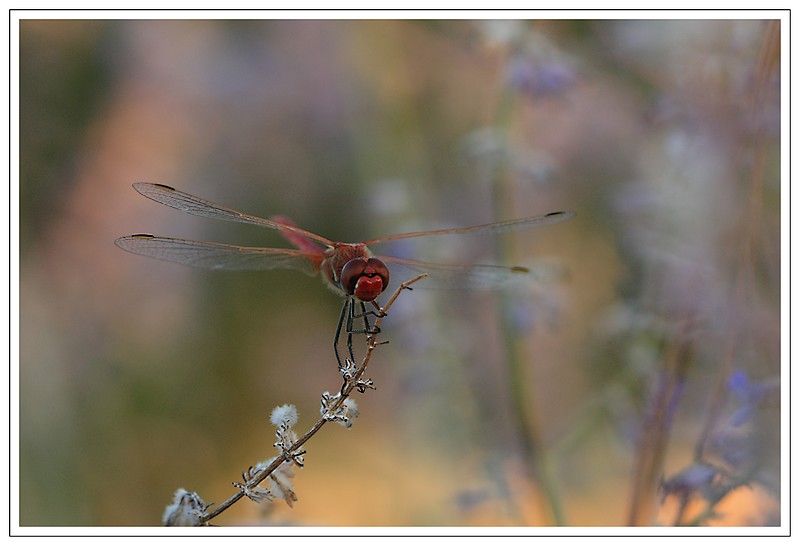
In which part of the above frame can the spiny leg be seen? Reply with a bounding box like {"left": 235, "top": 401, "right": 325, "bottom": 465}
{"left": 345, "top": 301, "right": 372, "bottom": 367}
{"left": 333, "top": 298, "right": 350, "bottom": 370}
{"left": 334, "top": 297, "right": 385, "bottom": 379}
{"left": 343, "top": 300, "right": 384, "bottom": 364}
{"left": 347, "top": 300, "right": 382, "bottom": 334}
{"left": 345, "top": 299, "right": 358, "bottom": 365}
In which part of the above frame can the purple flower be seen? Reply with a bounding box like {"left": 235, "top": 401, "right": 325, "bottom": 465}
{"left": 709, "top": 371, "right": 778, "bottom": 470}
{"left": 726, "top": 370, "right": 775, "bottom": 427}
{"left": 659, "top": 463, "right": 721, "bottom": 502}
{"left": 506, "top": 56, "right": 578, "bottom": 97}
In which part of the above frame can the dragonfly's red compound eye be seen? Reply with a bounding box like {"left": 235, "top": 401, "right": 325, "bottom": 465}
{"left": 341, "top": 257, "right": 390, "bottom": 301}
{"left": 340, "top": 258, "right": 367, "bottom": 295}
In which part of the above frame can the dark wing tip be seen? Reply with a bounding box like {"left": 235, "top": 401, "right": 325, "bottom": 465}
{"left": 115, "top": 234, "right": 155, "bottom": 248}
{"left": 132, "top": 182, "right": 176, "bottom": 193}
{"left": 546, "top": 211, "right": 576, "bottom": 219}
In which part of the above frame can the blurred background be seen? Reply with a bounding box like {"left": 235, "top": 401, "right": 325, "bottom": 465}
{"left": 17, "top": 18, "right": 782, "bottom": 527}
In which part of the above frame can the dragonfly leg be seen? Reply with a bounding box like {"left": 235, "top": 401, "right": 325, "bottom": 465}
{"left": 369, "top": 299, "right": 387, "bottom": 319}
{"left": 345, "top": 299, "right": 358, "bottom": 365}
{"left": 334, "top": 298, "right": 384, "bottom": 372}
{"left": 333, "top": 298, "right": 349, "bottom": 369}
{"left": 348, "top": 301, "right": 382, "bottom": 335}
{"left": 334, "top": 298, "right": 375, "bottom": 368}
{"left": 346, "top": 301, "right": 371, "bottom": 365}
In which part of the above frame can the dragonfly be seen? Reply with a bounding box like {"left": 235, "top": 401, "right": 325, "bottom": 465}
{"left": 115, "top": 183, "right": 575, "bottom": 367}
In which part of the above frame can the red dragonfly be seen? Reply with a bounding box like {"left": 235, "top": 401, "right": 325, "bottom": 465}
{"left": 115, "top": 183, "right": 574, "bottom": 366}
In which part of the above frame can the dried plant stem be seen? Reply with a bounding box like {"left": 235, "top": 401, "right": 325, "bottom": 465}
{"left": 501, "top": 315, "right": 565, "bottom": 525}
{"left": 198, "top": 274, "right": 427, "bottom": 524}
{"left": 626, "top": 319, "right": 694, "bottom": 526}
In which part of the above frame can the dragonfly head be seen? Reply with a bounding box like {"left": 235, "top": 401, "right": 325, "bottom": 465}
{"left": 340, "top": 257, "right": 390, "bottom": 302}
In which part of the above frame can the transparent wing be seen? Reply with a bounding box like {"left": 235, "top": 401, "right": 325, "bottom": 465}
{"left": 379, "top": 255, "right": 536, "bottom": 291}
{"left": 115, "top": 234, "right": 321, "bottom": 274}
{"left": 132, "top": 183, "right": 334, "bottom": 247}
{"left": 363, "top": 211, "right": 575, "bottom": 245}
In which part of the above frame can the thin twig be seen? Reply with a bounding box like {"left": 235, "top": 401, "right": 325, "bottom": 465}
{"left": 199, "top": 273, "right": 427, "bottom": 524}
